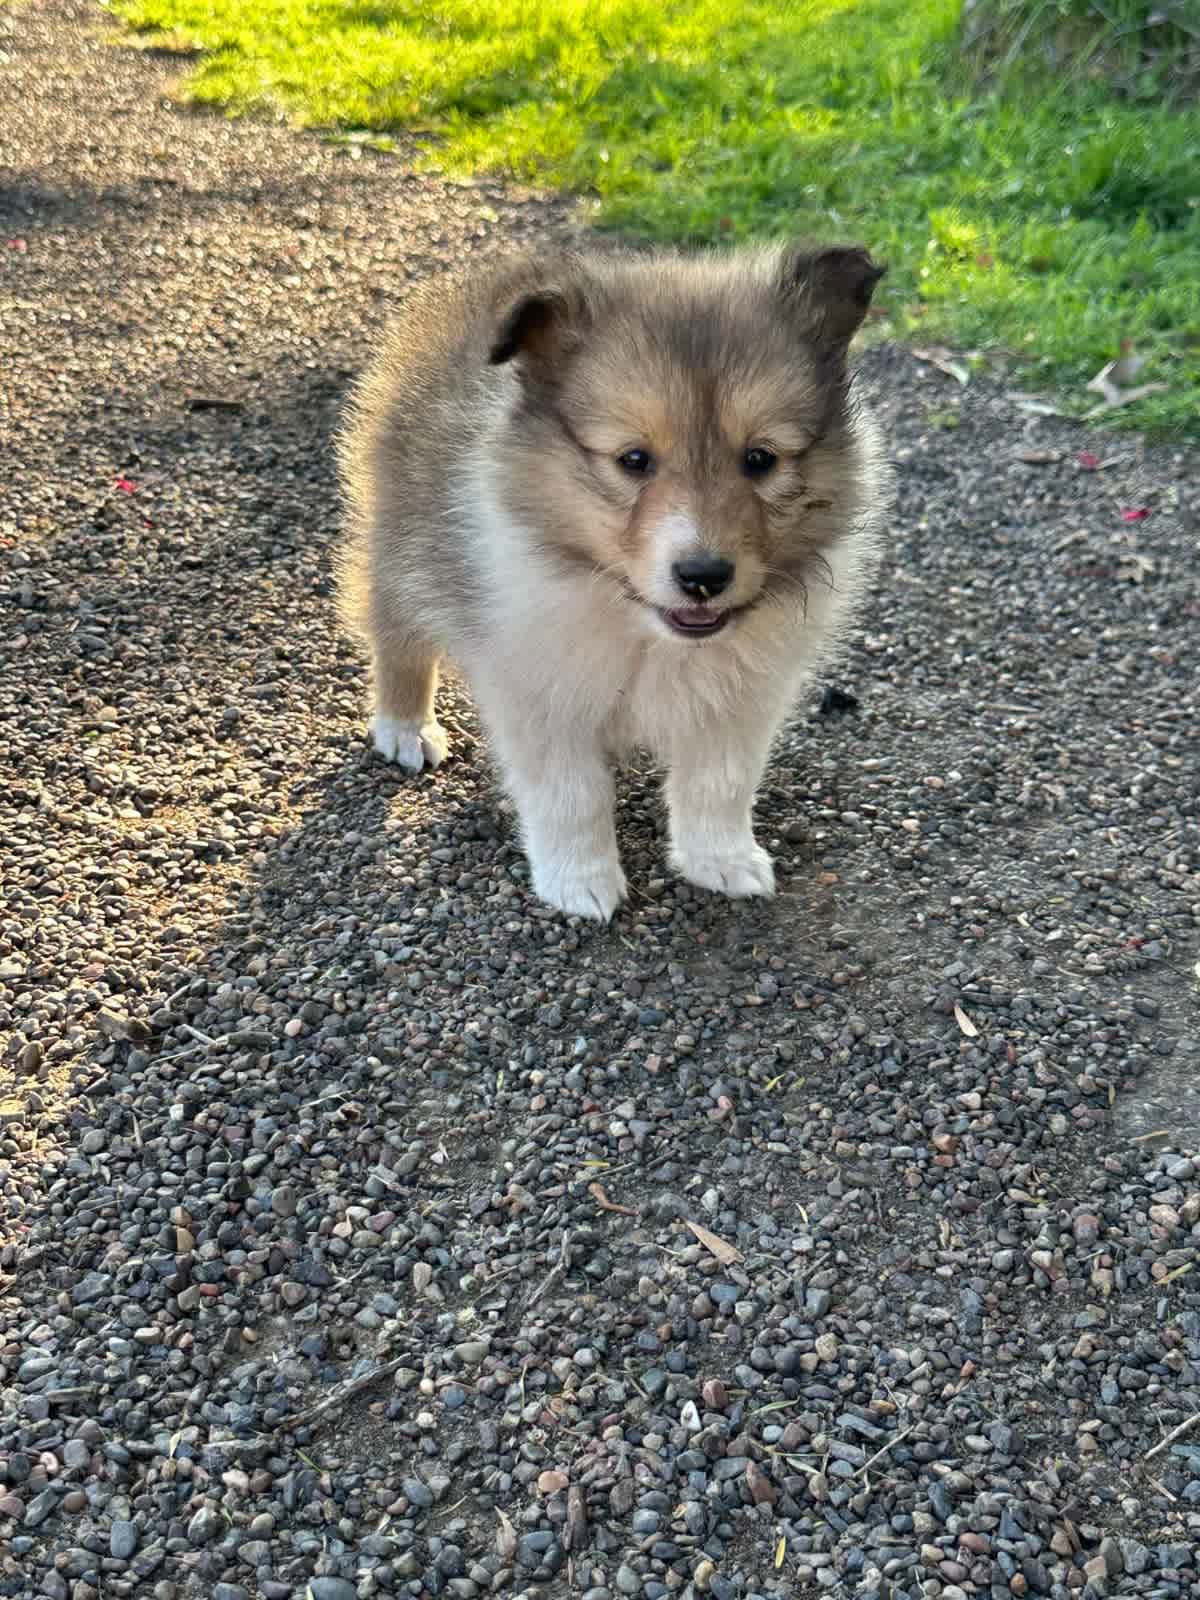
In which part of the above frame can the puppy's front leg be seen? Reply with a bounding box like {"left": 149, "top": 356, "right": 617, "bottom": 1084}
{"left": 484, "top": 704, "right": 626, "bottom": 922}
{"left": 665, "top": 718, "right": 778, "bottom": 900}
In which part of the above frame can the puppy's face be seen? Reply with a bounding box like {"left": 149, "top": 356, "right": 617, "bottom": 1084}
{"left": 489, "top": 245, "right": 884, "bottom": 641}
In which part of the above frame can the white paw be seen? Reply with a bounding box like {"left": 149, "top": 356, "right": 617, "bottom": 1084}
{"left": 531, "top": 853, "right": 627, "bottom": 922}
{"left": 371, "top": 715, "right": 449, "bottom": 772}
{"left": 672, "top": 839, "right": 776, "bottom": 899}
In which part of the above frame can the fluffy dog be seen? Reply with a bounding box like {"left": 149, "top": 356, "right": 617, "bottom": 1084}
{"left": 337, "top": 242, "right": 891, "bottom": 920}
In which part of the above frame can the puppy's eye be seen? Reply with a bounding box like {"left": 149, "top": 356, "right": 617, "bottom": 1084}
{"left": 617, "top": 448, "right": 654, "bottom": 476}
{"left": 742, "top": 447, "right": 778, "bottom": 479}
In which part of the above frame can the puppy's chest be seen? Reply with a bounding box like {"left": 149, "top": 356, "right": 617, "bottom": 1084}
{"left": 603, "top": 649, "right": 731, "bottom": 758}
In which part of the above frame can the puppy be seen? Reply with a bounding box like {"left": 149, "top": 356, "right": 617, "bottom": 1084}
{"left": 337, "top": 242, "right": 891, "bottom": 920}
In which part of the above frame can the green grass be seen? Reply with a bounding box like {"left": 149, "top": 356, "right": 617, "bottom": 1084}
{"left": 111, "top": 0, "right": 1200, "bottom": 435}
{"left": 964, "top": 0, "right": 1200, "bottom": 100}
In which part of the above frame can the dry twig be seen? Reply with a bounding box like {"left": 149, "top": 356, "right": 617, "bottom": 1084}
{"left": 274, "top": 1355, "right": 408, "bottom": 1430}
{"left": 1144, "top": 1413, "right": 1200, "bottom": 1463}
{"left": 588, "top": 1182, "right": 636, "bottom": 1216}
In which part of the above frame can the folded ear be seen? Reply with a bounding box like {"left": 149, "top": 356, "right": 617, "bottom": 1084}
{"left": 778, "top": 243, "right": 886, "bottom": 347}
{"left": 489, "top": 289, "right": 571, "bottom": 366}
{"left": 488, "top": 268, "right": 592, "bottom": 378}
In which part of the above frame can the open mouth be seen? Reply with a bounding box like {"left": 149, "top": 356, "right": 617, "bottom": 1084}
{"left": 658, "top": 605, "right": 733, "bottom": 639}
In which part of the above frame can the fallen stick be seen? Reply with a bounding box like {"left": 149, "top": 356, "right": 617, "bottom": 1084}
{"left": 1144, "top": 1413, "right": 1200, "bottom": 1463}
{"left": 274, "top": 1355, "right": 409, "bottom": 1430}
{"left": 854, "top": 1422, "right": 917, "bottom": 1478}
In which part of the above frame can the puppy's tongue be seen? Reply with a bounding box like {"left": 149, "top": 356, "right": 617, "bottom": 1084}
{"left": 663, "top": 605, "right": 729, "bottom": 636}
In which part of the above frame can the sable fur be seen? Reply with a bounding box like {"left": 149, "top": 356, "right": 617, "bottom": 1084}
{"left": 336, "top": 242, "right": 892, "bottom": 920}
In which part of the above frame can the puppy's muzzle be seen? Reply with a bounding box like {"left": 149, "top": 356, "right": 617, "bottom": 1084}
{"left": 671, "top": 555, "right": 735, "bottom": 601}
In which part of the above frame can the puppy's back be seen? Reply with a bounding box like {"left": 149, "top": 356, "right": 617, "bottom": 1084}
{"left": 335, "top": 259, "right": 539, "bottom": 643}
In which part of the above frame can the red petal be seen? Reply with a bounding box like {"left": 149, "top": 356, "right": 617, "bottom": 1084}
{"left": 1077, "top": 452, "right": 1100, "bottom": 469}
{"left": 1120, "top": 507, "right": 1149, "bottom": 521}
{"left": 115, "top": 477, "right": 137, "bottom": 494}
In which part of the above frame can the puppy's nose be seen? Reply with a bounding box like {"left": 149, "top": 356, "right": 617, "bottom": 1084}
{"left": 671, "top": 555, "right": 735, "bottom": 600}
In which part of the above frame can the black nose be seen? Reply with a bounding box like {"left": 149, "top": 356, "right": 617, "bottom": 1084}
{"left": 671, "top": 555, "right": 735, "bottom": 600}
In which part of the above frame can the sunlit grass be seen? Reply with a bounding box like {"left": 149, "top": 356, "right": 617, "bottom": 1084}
{"left": 112, "top": 0, "right": 1200, "bottom": 434}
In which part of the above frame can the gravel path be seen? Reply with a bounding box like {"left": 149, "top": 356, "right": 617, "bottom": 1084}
{"left": 3, "top": 4, "right": 1200, "bottom": 1599}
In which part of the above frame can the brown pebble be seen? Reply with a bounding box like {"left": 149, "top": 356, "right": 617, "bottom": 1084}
{"left": 1072, "top": 1213, "right": 1100, "bottom": 1245}
{"left": 96, "top": 1010, "right": 150, "bottom": 1044}
{"left": 536, "top": 1470, "right": 568, "bottom": 1496}
{"left": 701, "top": 1378, "right": 727, "bottom": 1411}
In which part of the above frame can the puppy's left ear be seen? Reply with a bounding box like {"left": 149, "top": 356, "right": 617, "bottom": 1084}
{"left": 778, "top": 244, "right": 886, "bottom": 347}
{"left": 489, "top": 289, "right": 575, "bottom": 368}
{"left": 487, "top": 263, "right": 593, "bottom": 381}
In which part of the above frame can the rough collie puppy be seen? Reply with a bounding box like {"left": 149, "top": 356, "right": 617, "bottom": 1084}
{"left": 337, "top": 242, "right": 892, "bottom": 921}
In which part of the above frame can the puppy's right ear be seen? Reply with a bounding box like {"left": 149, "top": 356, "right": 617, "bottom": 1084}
{"left": 778, "top": 243, "right": 886, "bottom": 349}
{"left": 488, "top": 273, "right": 591, "bottom": 378}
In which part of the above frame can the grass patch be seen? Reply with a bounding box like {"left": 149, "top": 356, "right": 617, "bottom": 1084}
{"left": 963, "top": 0, "right": 1200, "bottom": 101}
{"left": 110, "top": 0, "right": 1200, "bottom": 435}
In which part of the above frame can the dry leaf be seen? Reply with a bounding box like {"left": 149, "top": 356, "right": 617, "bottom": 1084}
{"left": 953, "top": 1004, "right": 979, "bottom": 1038}
{"left": 495, "top": 1507, "right": 517, "bottom": 1562}
{"left": 1053, "top": 529, "right": 1088, "bottom": 552}
{"left": 775, "top": 1536, "right": 787, "bottom": 1568}
{"left": 914, "top": 346, "right": 970, "bottom": 385}
{"left": 1117, "top": 554, "right": 1155, "bottom": 585}
{"left": 588, "top": 1182, "right": 636, "bottom": 1217}
{"left": 1087, "top": 359, "right": 1124, "bottom": 407}
{"left": 1083, "top": 381, "right": 1167, "bottom": 420}
{"left": 1160, "top": 1262, "right": 1193, "bottom": 1285}
{"left": 684, "top": 1219, "right": 744, "bottom": 1265}
{"left": 1085, "top": 344, "right": 1164, "bottom": 417}
{"left": 1009, "top": 394, "right": 1066, "bottom": 417}
{"left": 1015, "top": 449, "right": 1061, "bottom": 464}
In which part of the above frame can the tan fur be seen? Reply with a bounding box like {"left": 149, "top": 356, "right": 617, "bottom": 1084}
{"left": 336, "top": 242, "right": 893, "bottom": 919}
